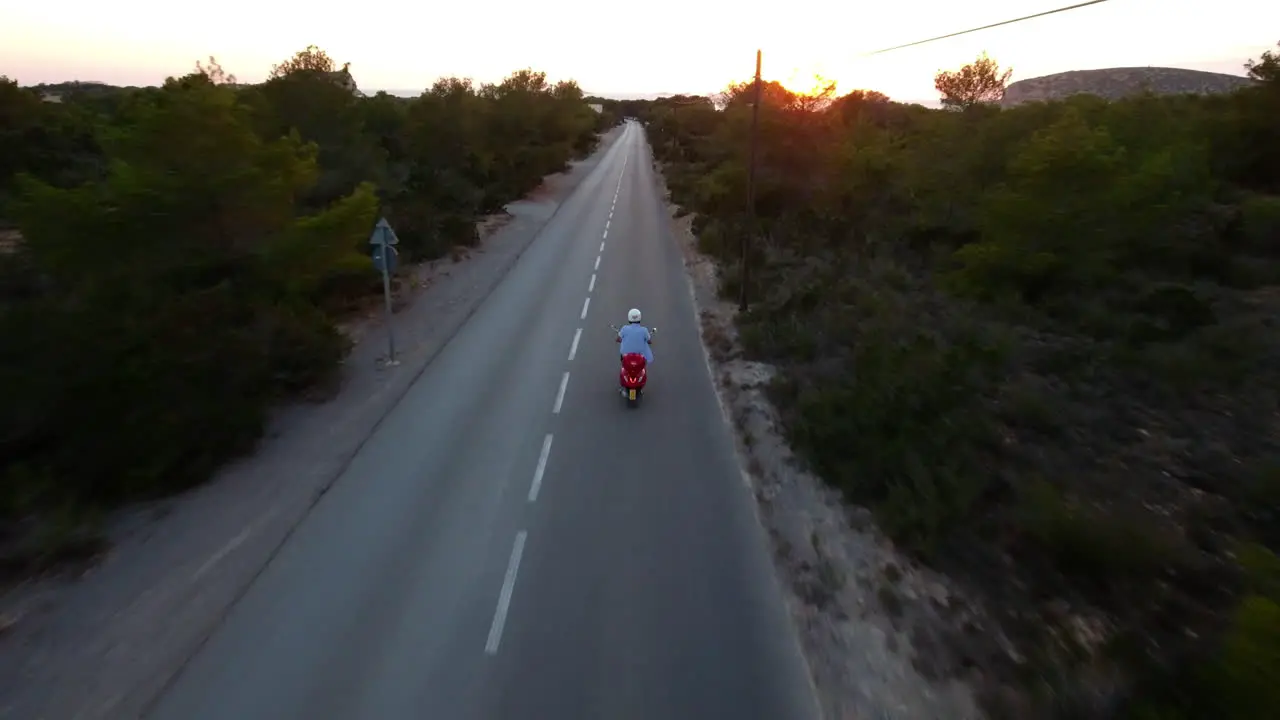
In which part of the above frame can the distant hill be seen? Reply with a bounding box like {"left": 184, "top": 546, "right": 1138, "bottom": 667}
{"left": 27, "top": 80, "right": 140, "bottom": 93}
{"left": 1002, "top": 66, "right": 1257, "bottom": 107}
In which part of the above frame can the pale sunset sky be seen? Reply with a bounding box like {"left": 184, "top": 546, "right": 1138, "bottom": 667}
{"left": 2, "top": 0, "right": 1278, "bottom": 104}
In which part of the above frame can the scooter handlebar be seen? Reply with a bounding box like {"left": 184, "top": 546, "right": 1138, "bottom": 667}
{"left": 609, "top": 324, "right": 656, "bottom": 340}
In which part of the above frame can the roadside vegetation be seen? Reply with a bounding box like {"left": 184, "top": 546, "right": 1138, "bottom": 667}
{"left": 614, "top": 42, "right": 1280, "bottom": 720}
{"left": 0, "top": 46, "right": 612, "bottom": 580}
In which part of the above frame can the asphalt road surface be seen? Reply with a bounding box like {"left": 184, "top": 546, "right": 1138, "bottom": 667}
{"left": 146, "top": 121, "right": 821, "bottom": 720}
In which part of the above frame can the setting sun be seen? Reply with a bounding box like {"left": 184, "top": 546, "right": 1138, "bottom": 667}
{"left": 775, "top": 65, "right": 839, "bottom": 97}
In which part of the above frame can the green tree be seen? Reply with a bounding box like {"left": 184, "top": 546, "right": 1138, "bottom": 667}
{"left": 934, "top": 51, "right": 1013, "bottom": 109}
{"left": 270, "top": 44, "right": 340, "bottom": 79}
{"left": 194, "top": 56, "right": 237, "bottom": 85}
{"left": 1246, "top": 41, "right": 1280, "bottom": 83}
{"left": 251, "top": 47, "right": 385, "bottom": 210}
{"left": 0, "top": 77, "right": 103, "bottom": 215}
{"left": 4, "top": 73, "right": 375, "bottom": 511}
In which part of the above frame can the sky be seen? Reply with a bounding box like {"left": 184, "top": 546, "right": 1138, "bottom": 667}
{"left": 2, "top": 0, "right": 1278, "bottom": 105}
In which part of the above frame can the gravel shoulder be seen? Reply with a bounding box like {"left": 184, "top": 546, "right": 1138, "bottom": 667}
{"left": 0, "top": 125, "right": 625, "bottom": 720}
{"left": 655, "top": 163, "right": 987, "bottom": 720}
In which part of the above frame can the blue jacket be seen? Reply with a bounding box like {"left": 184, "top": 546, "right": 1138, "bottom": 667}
{"left": 617, "top": 323, "right": 653, "bottom": 364}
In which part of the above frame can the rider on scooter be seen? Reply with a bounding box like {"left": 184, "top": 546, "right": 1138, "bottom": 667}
{"left": 617, "top": 308, "right": 654, "bottom": 365}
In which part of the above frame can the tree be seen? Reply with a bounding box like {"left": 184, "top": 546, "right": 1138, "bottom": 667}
{"left": 1245, "top": 41, "right": 1280, "bottom": 84}
{"left": 5, "top": 73, "right": 376, "bottom": 506}
{"left": 832, "top": 89, "right": 899, "bottom": 127}
{"left": 934, "top": 51, "right": 1013, "bottom": 110}
{"left": 790, "top": 75, "right": 839, "bottom": 113}
{"left": 0, "top": 77, "right": 50, "bottom": 203}
{"left": 270, "top": 44, "right": 339, "bottom": 79}
{"left": 0, "top": 77, "right": 102, "bottom": 213}
{"left": 717, "top": 80, "right": 795, "bottom": 112}
{"left": 195, "top": 56, "right": 237, "bottom": 85}
{"left": 253, "top": 49, "right": 383, "bottom": 210}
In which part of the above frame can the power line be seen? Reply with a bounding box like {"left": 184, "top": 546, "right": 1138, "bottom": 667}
{"left": 864, "top": 0, "right": 1112, "bottom": 56}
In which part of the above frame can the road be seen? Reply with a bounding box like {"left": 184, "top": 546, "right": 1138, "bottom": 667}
{"left": 146, "top": 121, "right": 821, "bottom": 720}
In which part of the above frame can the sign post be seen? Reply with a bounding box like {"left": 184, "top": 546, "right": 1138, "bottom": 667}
{"left": 369, "top": 217, "right": 401, "bottom": 366}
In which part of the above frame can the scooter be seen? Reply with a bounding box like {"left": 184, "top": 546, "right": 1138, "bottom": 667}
{"left": 610, "top": 324, "right": 657, "bottom": 408}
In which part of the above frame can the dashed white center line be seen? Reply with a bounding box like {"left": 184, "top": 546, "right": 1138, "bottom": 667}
{"left": 568, "top": 328, "right": 581, "bottom": 361}
{"left": 553, "top": 371, "right": 570, "bottom": 413}
{"left": 487, "top": 152, "right": 633, "bottom": 657}
{"left": 485, "top": 530, "right": 527, "bottom": 655}
{"left": 528, "top": 434, "right": 553, "bottom": 502}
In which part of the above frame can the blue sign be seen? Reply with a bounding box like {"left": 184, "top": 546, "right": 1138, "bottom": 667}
{"left": 368, "top": 217, "right": 400, "bottom": 246}
{"left": 372, "top": 243, "right": 398, "bottom": 274}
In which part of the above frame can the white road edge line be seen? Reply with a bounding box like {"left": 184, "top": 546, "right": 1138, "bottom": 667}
{"left": 580, "top": 296, "right": 591, "bottom": 319}
{"left": 192, "top": 525, "right": 252, "bottom": 581}
{"left": 528, "top": 434, "right": 553, "bottom": 502}
{"left": 485, "top": 531, "right": 528, "bottom": 655}
{"left": 594, "top": 256, "right": 601, "bottom": 270}
{"left": 568, "top": 327, "right": 582, "bottom": 361}
{"left": 553, "top": 371, "right": 570, "bottom": 413}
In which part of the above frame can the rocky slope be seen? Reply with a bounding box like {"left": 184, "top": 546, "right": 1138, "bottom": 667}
{"left": 1002, "top": 66, "right": 1257, "bottom": 107}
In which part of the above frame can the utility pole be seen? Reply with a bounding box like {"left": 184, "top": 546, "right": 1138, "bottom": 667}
{"left": 741, "top": 49, "right": 761, "bottom": 312}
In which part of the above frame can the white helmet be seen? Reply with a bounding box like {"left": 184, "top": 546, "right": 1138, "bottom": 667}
{"left": 627, "top": 308, "right": 642, "bottom": 323}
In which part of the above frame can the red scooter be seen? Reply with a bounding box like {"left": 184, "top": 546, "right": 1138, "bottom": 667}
{"left": 610, "top": 324, "right": 657, "bottom": 408}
